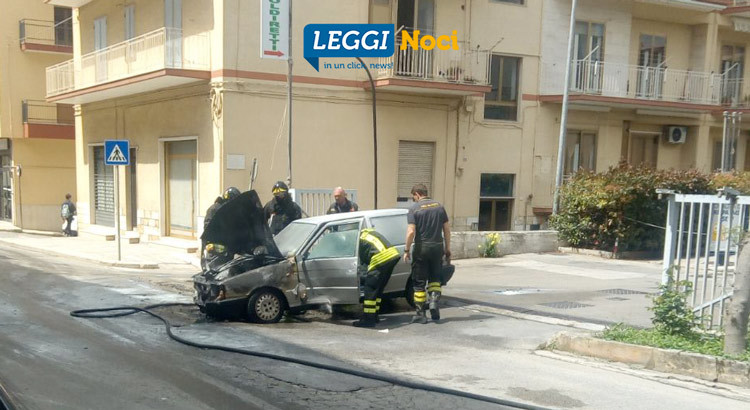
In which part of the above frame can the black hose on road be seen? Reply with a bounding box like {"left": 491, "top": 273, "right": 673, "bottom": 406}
{"left": 71, "top": 303, "right": 550, "bottom": 410}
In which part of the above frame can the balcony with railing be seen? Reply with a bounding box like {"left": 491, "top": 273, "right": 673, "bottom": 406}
{"left": 46, "top": 27, "right": 211, "bottom": 104}
{"left": 540, "top": 59, "right": 728, "bottom": 110}
{"left": 19, "top": 19, "right": 73, "bottom": 54}
{"left": 374, "top": 40, "right": 492, "bottom": 96}
{"left": 22, "top": 100, "right": 74, "bottom": 139}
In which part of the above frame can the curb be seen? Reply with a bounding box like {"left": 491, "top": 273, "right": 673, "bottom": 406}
{"left": 0, "top": 239, "right": 159, "bottom": 269}
{"left": 546, "top": 331, "right": 750, "bottom": 388}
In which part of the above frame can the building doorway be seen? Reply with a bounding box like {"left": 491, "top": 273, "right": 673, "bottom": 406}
{"left": 0, "top": 152, "right": 12, "bottom": 222}
{"left": 165, "top": 139, "right": 196, "bottom": 238}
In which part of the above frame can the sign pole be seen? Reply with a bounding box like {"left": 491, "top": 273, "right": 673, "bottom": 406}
{"left": 287, "top": 0, "right": 293, "bottom": 188}
{"left": 114, "top": 165, "right": 121, "bottom": 261}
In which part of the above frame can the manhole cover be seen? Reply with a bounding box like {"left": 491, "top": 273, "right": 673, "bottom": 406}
{"left": 539, "top": 301, "right": 593, "bottom": 309}
{"left": 607, "top": 297, "right": 629, "bottom": 301}
{"left": 492, "top": 288, "right": 545, "bottom": 296}
{"left": 598, "top": 288, "right": 647, "bottom": 295}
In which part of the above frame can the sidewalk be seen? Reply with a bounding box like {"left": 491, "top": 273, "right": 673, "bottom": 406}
{"left": 0, "top": 222, "right": 199, "bottom": 269}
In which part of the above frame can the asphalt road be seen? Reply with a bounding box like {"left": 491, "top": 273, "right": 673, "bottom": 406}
{"left": 0, "top": 245, "right": 520, "bottom": 410}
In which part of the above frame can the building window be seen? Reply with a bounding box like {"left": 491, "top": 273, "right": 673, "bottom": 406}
{"left": 479, "top": 174, "right": 514, "bottom": 231}
{"left": 54, "top": 7, "right": 72, "bottom": 46}
{"left": 637, "top": 34, "right": 666, "bottom": 98}
{"left": 125, "top": 5, "right": 135, "bottom": 40}
{"left": 491, "top": 0, "right": 524, "bottom": 4}
{"left": 721, "top": 45, "right": 745, "bottom": 105}
{"left": 484, "top": 55, "right": 520, "bottom": 121}
{"left": 397, "top": 141, "right": 435, "bottom": 203}
{"left": 565, "top": 131, "right": 596, "bottom": 174}
{"left": 572, "top": 21, "right": 604, "bottom": 91}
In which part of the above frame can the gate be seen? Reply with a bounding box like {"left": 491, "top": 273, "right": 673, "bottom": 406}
{"left": 661, "top": 189, "right": 749, "bottom": 329}
{"left": 290, "top": 189, "right": 358, "bottom": 218}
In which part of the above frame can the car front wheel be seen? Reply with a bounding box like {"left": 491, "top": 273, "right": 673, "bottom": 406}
{"left": 247, "top": 289, "right": 285, "bottom": 324}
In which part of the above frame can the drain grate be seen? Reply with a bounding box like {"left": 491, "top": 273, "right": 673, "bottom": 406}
{"left": 607, "top": 297, "right": 629, "bottom": 301}
{"left": 598, "top": 288, "right": 647, "bottom": 295}
{"left": 539, "top": 301, "right": 593, "bottom": 309}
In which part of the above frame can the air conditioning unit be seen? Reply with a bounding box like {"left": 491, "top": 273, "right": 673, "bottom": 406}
{"left": 667, "top": 126, "right": 688, "bottom": 144}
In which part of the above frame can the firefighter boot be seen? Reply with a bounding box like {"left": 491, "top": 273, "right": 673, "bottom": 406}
{"left": 352, "top": 313, "right": 377, "bottom": 328}
{"left": 411, "top": 303, "right": 428, "bottom": 324}
{"left": 429, "top": 291, "right": 441, "bottom": 321}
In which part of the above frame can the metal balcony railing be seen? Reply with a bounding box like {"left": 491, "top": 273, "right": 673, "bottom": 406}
{"left": 19, "top": 18, "right": 72, "bottom": 47}
{"left": 22, "top": 100, "right": 74, "bottom": 125}
{"left": 46, "top": 28, "right": 211, "bottom": 97}
{"left": 542, "top": 59, "right": 724, "bottom": 105}
{"left": 376, "top": 39, "right": 491, "bottom": 86}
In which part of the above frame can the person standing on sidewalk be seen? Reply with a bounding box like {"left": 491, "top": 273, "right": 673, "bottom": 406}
{"left": 404, "top": 184, "right": 450, "bottom": 324}
{"left": 60, "top": 193, "right": 77, "bottom": 237}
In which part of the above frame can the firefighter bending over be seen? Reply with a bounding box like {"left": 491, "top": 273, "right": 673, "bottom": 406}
{"left": 353, "top": 228, "right": 401, "bottom": 328}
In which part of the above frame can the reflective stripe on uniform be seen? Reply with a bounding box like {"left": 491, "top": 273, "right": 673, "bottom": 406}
{"left": 364, "top": 307, "right": 377, "bottom": 313}
{"left": 414, "top": 291, "right": 427, "bottom": 302}
{"left": 428, "top": 282, "right": 442, "bottom": 292}
{"left": 368, "top": 247, "right": 399, "bottom": 270}
{"left": 364, "top": 300, "right": 377, "bottom": 306}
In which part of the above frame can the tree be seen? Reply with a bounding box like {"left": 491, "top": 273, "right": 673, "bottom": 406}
{"left": 724, "top": 235, "right": 750, "bottom": 355}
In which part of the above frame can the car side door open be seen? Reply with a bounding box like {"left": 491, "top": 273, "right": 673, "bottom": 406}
{"left": 299, "top": 219, "right": 363, "bottom": 305}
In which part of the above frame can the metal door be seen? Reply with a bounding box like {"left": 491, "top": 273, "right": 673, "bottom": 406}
{"left": 299, "top": 219, "right": 363, "bottom": 305}
{"left": 0, "top": 154, "right": 12, "bottom": 222}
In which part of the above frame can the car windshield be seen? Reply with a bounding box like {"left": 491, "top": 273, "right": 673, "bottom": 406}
{"left": 274, "top": 221, "right": 316, "bottom": 256}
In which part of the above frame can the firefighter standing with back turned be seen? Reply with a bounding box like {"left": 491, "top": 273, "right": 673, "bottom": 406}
{"left": 353, "top": 228, "right": 401, "bottom": 328}
{"left": 404, "top": 183, "right": 451, "bottom": 324}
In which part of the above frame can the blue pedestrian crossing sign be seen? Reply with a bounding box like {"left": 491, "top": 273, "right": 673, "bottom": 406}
{"left": 104, "top": 140, "right": 130, "bottom": 165}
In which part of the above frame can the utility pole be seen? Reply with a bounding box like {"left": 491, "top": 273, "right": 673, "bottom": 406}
{"left": 553, "top": 0, "right": 578, "bottom": 214}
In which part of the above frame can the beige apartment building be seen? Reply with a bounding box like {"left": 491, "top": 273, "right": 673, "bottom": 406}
{"left": 1, "top": 1, "right": 76, "bottom": 231}
{"left": 41, "top": 0, "right": 750, "bottom": 243}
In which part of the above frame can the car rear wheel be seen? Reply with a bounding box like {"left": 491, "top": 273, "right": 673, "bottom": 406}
{"left": 247, "top": 289, "right": 285, "bottom": 324}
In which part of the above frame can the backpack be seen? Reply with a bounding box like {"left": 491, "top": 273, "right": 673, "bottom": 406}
{"left": 61, "top": 203, "right": 71, "bottom": 218}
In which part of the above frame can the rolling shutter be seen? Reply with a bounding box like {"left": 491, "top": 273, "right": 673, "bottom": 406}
{"left": 397, "top": 141, "right": 434, "bottom": 200}
{"left": 93, "top": 146, "right": 114, "bottom": 227}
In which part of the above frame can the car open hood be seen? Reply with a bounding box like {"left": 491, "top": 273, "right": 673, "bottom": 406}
{"left": 200, "top": 190, "right": 282, "bottom": 259}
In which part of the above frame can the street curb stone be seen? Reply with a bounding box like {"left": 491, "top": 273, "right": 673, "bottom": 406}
{"left": 549, "top": 332, "right": 750, "bottom": 388}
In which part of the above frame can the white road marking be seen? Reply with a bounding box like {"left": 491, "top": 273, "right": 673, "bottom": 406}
{"left": 500, "top": 260, "right": 648, "bottom": 280}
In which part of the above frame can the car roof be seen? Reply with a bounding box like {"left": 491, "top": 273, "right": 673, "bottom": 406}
{"left": 295, "top": 208, "right": 408, "bottom": 225}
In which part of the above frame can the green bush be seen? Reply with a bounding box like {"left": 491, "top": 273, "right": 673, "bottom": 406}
{"left": 550, "top": 164, "right": 712, "bottom": 252}
{"left": 649, "top": 273, "right": 697, "bottom": 337}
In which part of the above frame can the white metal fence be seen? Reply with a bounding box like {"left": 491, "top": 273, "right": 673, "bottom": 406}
{"left": 46, "top": 28, "right": 210, "bottom": 97}
{"left": 543, "top": 60, "right": 723, "bottom": 105}
{"left": 376, "top": 40, "right": 490, "bottom": 86}
{"left": 290, "top": 189, "right": 358, "bottom": 218}
{"left": 662, "top": 191, "right": 749, "bottom": 329}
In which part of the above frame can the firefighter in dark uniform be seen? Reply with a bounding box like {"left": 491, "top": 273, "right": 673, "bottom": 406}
{"left": 326, "top": 187, "right": 359, "bottom": 214}
{"left": 263, "top": 181, "right": 303, "bottom": 235}
{"left": 353, "top": 228, "right": 401, "bottom": 328}
{"left": 404, "top": 183, "right": 451, "bottom": 324}
{"left": 201, "top": 187, "right": 241, "bottom": 270}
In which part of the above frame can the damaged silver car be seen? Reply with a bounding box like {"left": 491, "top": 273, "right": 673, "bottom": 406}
{"left": 193, "top": 190, "right": 416, "bottom": 323}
